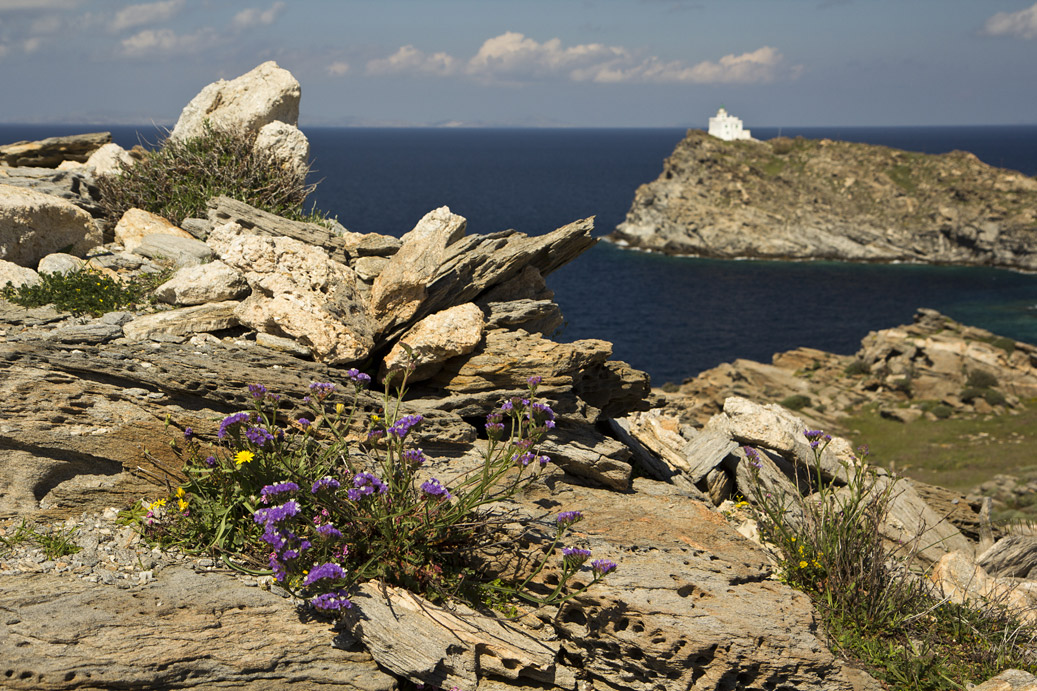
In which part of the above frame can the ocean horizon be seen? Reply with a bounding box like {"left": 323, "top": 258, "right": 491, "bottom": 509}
{"left": 2, "top": 123, "right": 1035, "bottom": 385}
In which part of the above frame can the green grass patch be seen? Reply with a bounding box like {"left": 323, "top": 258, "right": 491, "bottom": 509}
{"left": 2, "top": 265, "right": 170, "bottom": 317}
{"left": 887, "top": 165, "right": 918, "bottom": 193}
{"left": 843, "top": 402, "right": 1037, "bottom": 493}
{"left": 779, "top": 394, "right": 812, "bottom": 411}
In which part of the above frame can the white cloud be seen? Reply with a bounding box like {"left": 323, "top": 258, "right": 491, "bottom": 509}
{"left": 112, "top": 0, "right": 184, "bottom": 31}
{"left": 23, "top": 36, "right": 41, "bottom": 53}
{"left": 232, "top": 2, "right": 285, "bottom": 29}
{"left": 983, "top": 3, "right": 1037, "bottom": 40}
{"left": 120, "top": 27, "right": 213, "bottom": 56}
{"left": 366, "top": 45, "right": 458, "bottom": 76}
{"left": 368, "top": 32, "right": 790, "bottom": 86}
{"left": 327, "top": 61, "right": 350, "bottom": 76}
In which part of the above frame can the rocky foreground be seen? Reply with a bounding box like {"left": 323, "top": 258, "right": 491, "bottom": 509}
{"left": 608, "top": 129, "right": 1037, "bottom": 270}
{"left": 1, "top": 63, "right": 1035, "bottom": 690}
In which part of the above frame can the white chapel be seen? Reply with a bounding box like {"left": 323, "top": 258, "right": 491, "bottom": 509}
{"left": 708, "top": 107, "right": 753, "bottom": 141}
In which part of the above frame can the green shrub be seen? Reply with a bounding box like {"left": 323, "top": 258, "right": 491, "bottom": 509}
{"left": 779, "top": 394, "right": 812, "bottom": 411}
{"left": 138, "top": 371, "right": 616, "bottom": 614}
{"left": 966, "top": 369, "right": 999, "bottom": 390}
{"left": 96, "top": 123, "right": 322, "bottom": 228}
{"left": 983, "top": 389, "right": 1007, "bottom": 407}
{"left": 741, "top": 434, "right": 1037, "bottom": 689}
{"left": 844, "top": 360, "right": 871, "bottom": 376}
{"left": 2, "top": 266, "right": 168, "bottom": 317}
{"left": 991, "top": 336, "right": 1016, "bottom": 355}
{"left": 660, "top": 381, "right": 680, "bottom": 393}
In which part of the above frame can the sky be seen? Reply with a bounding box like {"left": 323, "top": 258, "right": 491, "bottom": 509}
{"left": 0, "top": 0, "right": 1036, "bottom": 128}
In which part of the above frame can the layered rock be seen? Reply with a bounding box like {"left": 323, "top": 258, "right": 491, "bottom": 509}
{"left": 0, "top": 132, "right": 110, "bottom": 167}
{"left": 609, "top": 130, "right": 1037, "bottom": 270}
{"left": 0, "top": 184, "right": 101, "bottom": 266}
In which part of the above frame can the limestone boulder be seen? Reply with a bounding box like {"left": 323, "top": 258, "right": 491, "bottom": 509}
{"left": 930, "top": 551, "right": 1037, "bottom": 625}
{"left": 369, "top": 206, "right": 467, "bottom": 334}
{"left": 132, "top": 233, "right": 215, "bottom": 267}
{"left": 37, "top": 252, "right": 84, "bottom": 275}
{"left": 170, "top": 61, "right": 301, "bottom": 143}
{"left": 0, "top": 132, "right": 110, "bottom": 167}
{"left": 152, "top": 260, "right": 249, "bottom": 306}
{"left": 253, "top": 121, "right": 310, "bottom": 179}
{"left": 381, "top": 302, "right": 485, "bottom": 382}
{"left": 0, "top": 259, "right": 40, "bottom": 289}
{"left": 213, "top": 228, "right": 375, "bottom": 364}
{"left": 122, "top": 301, "right": 240, "bottom": 341}
{"left": 83, "top": 142, "right": 134, "bottom": 176}
{"left": 114, "top": 208, "right": 194, "bottom": 252}
{"left": 0, "top": 185, "right": 100, "bottom": 266}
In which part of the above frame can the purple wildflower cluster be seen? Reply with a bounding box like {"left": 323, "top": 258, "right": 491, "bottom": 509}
{"left": 348, "top": 472, "right": 387, "bottom": 501}
{"left": 345, "top": 368, "right": 372, "bottom": 388}
{"left": 311, "top": 590, "right": 352, "bottom": 611}
{"left": 303, "top": 561, "right": 346, "bottom": 586}
{"left": 556, "top": 510, "right": 583, "bottom": 528}
{"left": 743, "top": 446, "right": 764, "bottom": 469}
{"left": 245, "top": 426, "right": 275, "bottom": 447}
{"left": 591, "top": 558, "right": 617, "bottom": 577}
{"left": 485, "top": 410, "right": 505, "bottom": 438}
{"left": 308, "top": 381, "right": 335, "bottom": 400}
{"left": 217, "top": 412, "right": 250, "bottom": 440}
{"left": 316, "top": 523, "right": 343, "bottom": 539}
{"left": 311, "top": 476, "right": 341, "bottom": 494}
{"left": 248, "top": 383, "right": 267, "bottom": 400}
{"left": 254, "top": 500, "right": 310, "bottom": 579}
{"left": 562, "top": 546, "right": 592, "bottom": 569}
{"left": 804, "top": 429, "right": 833, "bottom": 450}
{"left": 402, "top": 449, "right": 426, "bottom": 466}
{"left": 420, "top": 478, "right": 452, "bottom": 500}
{"left": 261, "top": 481, "right": 300, "bottom": 502}
{"left": 388, "top": 414, "right": 423, "bottom": 439}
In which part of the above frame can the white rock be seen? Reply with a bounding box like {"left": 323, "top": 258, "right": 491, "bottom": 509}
{"left": 382, "top": 303, "right": 485, "bottom": 382}
{"left": 37, "top": 252, "right": 84, "bottom": 275}
{"left": 0, "top": 259, "right": 40, "bottom": 289}
{"left": 122, "top": 301, "right": 240, "bottom": 340}
{"left": 114, "top": 209, "right": 195, "bottom": 252}
{"left": 133, "top": 233, "right": 215, "bottom": 268}
{"left": 253, "top": 121, "right": 309, "bottom": 179}
{"left": 0, "top": 184, "right": 100, "bottom": 267}
{"left": 169, "top": 61, "right": 301, "bottom": 143}
{"left": 153, "top": 260, "right": 249, "bottom": 306}
{"left": 85, "top": 142, "right": 134, "bottom": 176}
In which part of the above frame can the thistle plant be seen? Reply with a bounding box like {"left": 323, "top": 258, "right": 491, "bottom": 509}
{"left": 139, "top": 369, "right": 616, "bottom": 615}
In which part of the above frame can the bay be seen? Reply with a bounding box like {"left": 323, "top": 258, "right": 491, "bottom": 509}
{"left": 2, "top": 123, "right": 1035, "bottom": 385}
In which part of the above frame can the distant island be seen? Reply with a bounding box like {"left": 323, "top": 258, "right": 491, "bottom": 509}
{"left": 607, "top": 129, "right": 1037, "bottom": 271}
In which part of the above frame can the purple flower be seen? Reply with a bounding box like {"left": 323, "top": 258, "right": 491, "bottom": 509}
{"left": 245, "top": 426, "right": 275, "bottom": 447}
{"left": 311, "top": 591, "right": 352, "bottom": 611}
{"left": 203, "top": 455, "right": 217, "bottom": 467}
{"left": 316, "top": 523, "right": 342, "bottom": 539}
{"left": 308, "top": 382, "right": 336, "bottom": 400}
{"left": 591, "top": 558, "right": 617, "bottom": 577}
{"left": 743, "top": 446, "right": 764, "bottom": 469}
{"left": 500, "top": 400, "right": 513, "bottom": 412}
{"left": 261, "top": 526, "right": 290, "bottom": 551}
{"left": 527, "top": 375, "right": 542, "bottom": 386}
{"left": 421, "top": 478, "right": 452, "bottom": 500}
{"left": 347, "top": 472, "right": 387, "bottom": 501}
{"left": 253, "top": 500, "right": 300, "bottom": 526}
{"left": 269, "top": 553, "right": 286, "bottom": 582}
{"left": 346, "top": 368, "right": 372, "bottom": 388}
{"left": 297, "top": 417, "right": 312, "bottom": 428}
{"left": 311, "top": 476, "right": 341, "bottom": 494}
{"left": 804, "top": 430, "right": 832, "bottom": 450}
{"left": 556, "top": 510, "right": 583, "bottom": 528}
{"left": 537, "top": 454, "right": 550, "bottom": 466}
{"left": 218, "top": 412, "right": 250, "bottom": 439}
{"left": 367, "top": 429, "right": 384, "bottom": 442}
{"left": 248, "top": 383, "right": 267, "bottom": 400}
{"left": 388, "top": 414, "right": 423, "bottom": 439}
{"left": 183, "top": 427, "right": 193, "bottom": 440}
{"left": 562, "top": 546, "right": 592, "bottom": 569}
{"left": 261, "top": 481, "right": 300, "bottom": 499}
{"left": 403, "top": 449, "right": 426, "bottom": 466}
{"left": 303, "top": 562, "right": 346, "bottom": 586}
{"left": 517, "top": 451, "right": 535, "bottom": 467}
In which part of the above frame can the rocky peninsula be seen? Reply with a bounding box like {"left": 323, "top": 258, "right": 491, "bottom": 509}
{"left": 608, "top": 129, "right": 1037, "bottom": 271}
{"left": 1, "top": 63, "right": 1035, "bottom": 690}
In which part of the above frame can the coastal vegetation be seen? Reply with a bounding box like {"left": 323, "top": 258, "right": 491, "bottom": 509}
{"left": 95, "top": 123, "right": 322, "bottom": 228}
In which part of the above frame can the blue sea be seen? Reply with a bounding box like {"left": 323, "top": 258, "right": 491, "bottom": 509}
{"left": 3, "top": 123, "right": 1036, "bottom": 385}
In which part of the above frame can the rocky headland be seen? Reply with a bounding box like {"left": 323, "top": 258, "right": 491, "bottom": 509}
{"left": 608, "top": 129, "right": 1037, "bottom": 270}
{"left": 1, "top": 63, "right": 1035, "bottom": 690}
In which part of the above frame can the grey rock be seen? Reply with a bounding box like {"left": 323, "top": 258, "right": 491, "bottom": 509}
{"left": 122, "top": 301, "right": 240, "bottom": 340}
{"left": 256, "top": 331, "right": 312, "bottom": 359}
{"left": 47, "top": 322, "right": 123, "bottom": 344}
{"left": 37, "top": 252, "right": 84, "bottom": 275}
{"left": 133, "top": 233, "right": 215, "bottom": 267}
{"left": 482, "top": 299, "right": 563, "bottom": 335}
{"left": 0, "top": 167, "right": 103, "bottom": 217}
{"left": 977, "top": 536, "right": 1037, "bottom": 578}
{"left": 178, "top": 217, "right": 213, "bottom": 240}
{"left": 538, "top": 422, "right": 633, "bottom": 490}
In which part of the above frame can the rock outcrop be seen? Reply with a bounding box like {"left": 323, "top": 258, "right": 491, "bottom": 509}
{"left": 609, "top": 130, "right": 1037, "bottom": 270}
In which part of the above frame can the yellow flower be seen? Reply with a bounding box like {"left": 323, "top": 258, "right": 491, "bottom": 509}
{"left": 370, "top": 413, "right": 381, "bottom": 422}
{"left": 147, "top": 498, "right": 167, "bottom": 511}
{"left": 790, "top": 536, "right": 796, "bottom": 542}
{"left": 799, "top": 560, "right": 808, "bottom": 569}
{"left": 175, "top": 487, "right": 185, "bottom": 498}
{"left": 234, "top": 450, "right": 255, "bottom": 466}
{"left": 335, "top": 403, "right": 345, "bottom": 414}
{"left": 177, "top": 498, "right": 189, "bottom": 511}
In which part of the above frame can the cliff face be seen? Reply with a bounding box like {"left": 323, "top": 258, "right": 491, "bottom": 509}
{"left": 608, "top": 130, "right": 1037, "bottom": 270}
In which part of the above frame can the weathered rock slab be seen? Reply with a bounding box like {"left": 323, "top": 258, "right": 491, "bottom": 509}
{"left": 0, "top": 184, "right": 100, "bottom": 266}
